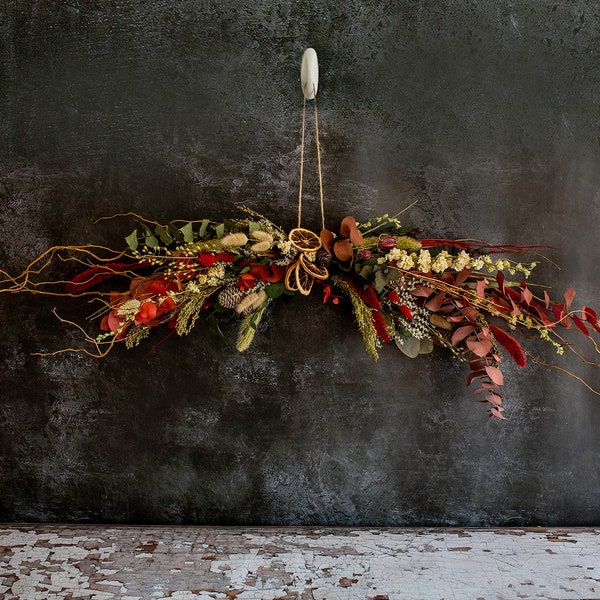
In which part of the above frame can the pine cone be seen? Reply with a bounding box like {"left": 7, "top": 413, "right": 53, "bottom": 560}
{"left": 218, "top": 285, "right": 245, "bottom": 309}
{"left": 316, "top": 248, "right": 332, "bottom": 267}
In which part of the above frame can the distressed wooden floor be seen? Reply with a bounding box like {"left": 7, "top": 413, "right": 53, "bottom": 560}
{"left": 1, "top": 526, "right": 599, "bottom": 599}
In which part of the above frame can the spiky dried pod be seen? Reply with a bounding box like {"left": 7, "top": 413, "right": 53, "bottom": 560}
{"left": 218, "top": 285, "right": 245, "bottom": 309}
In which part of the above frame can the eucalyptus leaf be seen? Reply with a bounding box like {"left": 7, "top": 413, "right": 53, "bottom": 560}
{"left": 215, "top": 223, "right": 225, "bottom": 238}
{"left": 248, "top": 221, "right": 261, "bottom": 234}
{"left": 145, "top": 234, "right": 159, "bottom": 248}
{"left": 167, "top": 223, "right": 182, "bottom": 241}
{"left": 395, "top": 335, "right": 420, "bottom": 358}
{"left": 179, "top": 222, "right": 194, "bottom": 243}
{"left": 419, "top": 338, "right": 434, "bottom": 354}
{"left": 224, "top": 218, "right": 238, "bottom": 232}
{"left": 358, "top": 264, "right": 373, "bottom": 280}
{"left": 386, "top": 267, "right": 403, "bottom": 281}
{"left": 265, "top": 281, "right": 286, "bottom": 299}
{"left": 374, "top": 269, "right": 388, "bottom": 293}
{"left": 198, "top": 219, "right": 209, "bottom": 238}
{"left": 155, "top": 225, "right": 173, "bottom": 245}
{"left": 125, "top": 229, "right": 138, "bottom": 251}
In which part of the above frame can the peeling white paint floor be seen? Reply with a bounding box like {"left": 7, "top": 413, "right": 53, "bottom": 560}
{"left": 1, "top": 526, "right": 599, "bottom": 599}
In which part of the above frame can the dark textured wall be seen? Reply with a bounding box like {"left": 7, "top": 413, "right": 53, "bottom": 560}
{"left": 1, "top": 1, "right": 599, "bottom": 526}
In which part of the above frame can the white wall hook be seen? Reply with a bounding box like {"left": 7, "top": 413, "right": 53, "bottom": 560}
{"left": 301, "top": 48, "right": 318, "bottom": 100}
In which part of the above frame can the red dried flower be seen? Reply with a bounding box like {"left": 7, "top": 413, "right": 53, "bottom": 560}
{"left": 489, "top": 324, "right": 527, "bottom": 367}
{"left": 378, "top": 235, "right": 396, "bottom": 251}
{"left": 399, "top": 305, "right": 413, "bottom": 321}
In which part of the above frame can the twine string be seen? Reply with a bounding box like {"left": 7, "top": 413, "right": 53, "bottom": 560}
{"left": 297, "top": 83, "right": 325, "bottom": 231}
{"left": 297, "top": 91, "right": 307, "bottom": 228}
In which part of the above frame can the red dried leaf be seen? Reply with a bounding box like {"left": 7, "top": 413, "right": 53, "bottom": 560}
{"left": 509, "top": 299, "right": 522, "bottom": 317}
{"left": 455, "top": 269, "right": 471, "bottom": 286}
{"left": 490, "top": 407, "right": 508, "bottom": 421}
{"left": 564, "top": 286, "right": 576, "bottom": 311}
{"left": 476, "top": 279, "right": 487, "bottom": 299}
{"left": 425, "top": 291, "right": 446, "bottom": 312}
{"left": 461, "top": 305, "right": 477, "bottom": 323}
{"left": 439, "top": 304, "right": 456, "bottom": 315}
{"left": 552, "top": 302, "right": 565, "bottom": 322}
{"left": 582, "top": 306, "right": 598, "bottom": 325}
{"left": 66, "top": 261, "right": 150, "bottom": 293}
{"left": 481, "top": 381, "right": 500, "bottom": 390}
{"left": 467, "top": 370, "right": 487, "bottom": 386}
{"left": 496, "top": 271, "right": 506, "bottom": 295}
{"left": 411, "top": 284, "right": 435, "bottom": 298}
{"left": 485, "top": 365, "right": 504, "bottom": 386}
{"left": 486, "top": 392, "right": 503, "bottom": 406}
{"left": 451, "top": 325, "right": 477, "bottom": 346}
{"left": 137, "top": 301, "right": 158, "bottom": 324}
{"left": 521, "top": 285, "right": 533, "bottom": 306}
{"left": 467, "top": 337, "right": 493, "bottom": 358}
{"left": 491, "top": 293, "right": 512, "bottom": 314}
{"left": 340, "top": 216, "right": 357, "bottom": 239}
{"left": 552, "top": 302, "right": 572, "bottom": 328}
{"left": 349, "top": 226, "right": 364, "bottom": 246}
{"left": 470, "top": 358, "right": 489, "bottom": 370}
{"left": 572, "top": 314, "right": 590, "bottom": 337}
{"left": 320, "top": 229, "right": 334, "bottom": 254}
{"left": 530, "top": 304, "right": 554, "bottom": 327}
{"left": 333, "top": 239, "right": 354, "bottom": 262}
{"left": 544, "top": 290, "right": 551, "bottom": 310}
{"left": 448, "top": 314, "right": 467, "bottom": 323}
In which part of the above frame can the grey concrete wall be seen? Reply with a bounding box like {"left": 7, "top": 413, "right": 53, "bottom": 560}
{"left": 0, "top": 1, "right": 599, "bottom": 526}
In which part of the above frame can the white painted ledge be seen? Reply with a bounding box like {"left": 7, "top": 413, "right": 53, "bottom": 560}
{"left": 1, "top": 526, "right": 599, "bottom": 599}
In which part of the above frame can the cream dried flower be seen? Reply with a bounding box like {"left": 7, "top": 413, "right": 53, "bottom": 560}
{"left": 432, "top": 250, "right": 453, "bottom": 273}
{"left": 117, "top": 299, "right": 141, "bottom": 316}
{"left": 452, "top": 250, "right": 472, "bottom": 272}
{"left": 250, "top": 240, "right": 272, "bottom": 253}
{"left": 417, "top": 249, "right": 432, "bottom": 272}
{"left": 236, "top": 290, "right": 268, "bottom": 315}
{"left": 221, "top": 232, "right": 248, "bottom": 247}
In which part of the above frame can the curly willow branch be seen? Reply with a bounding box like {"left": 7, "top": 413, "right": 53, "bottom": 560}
{"left": 548, "top": 328, "right": 600, "bottom": 367}
{"left": 94, "top": 211, "right": 217, "bottom": 227}
{"left": 525, "top": 350, "right": 600, "bottom": 396}
{"left": 0, "top": 245, "right": 132, "bottom": 294}
{"left": 30, "top": 308, "right": 115, "bottom": 359}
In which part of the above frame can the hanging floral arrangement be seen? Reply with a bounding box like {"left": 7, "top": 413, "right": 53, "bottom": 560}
{"left": 2, "top": 205, "right": 599, "bottom": 420}
{"left": 1, "top": 49, "right": 598, "bottom": 420}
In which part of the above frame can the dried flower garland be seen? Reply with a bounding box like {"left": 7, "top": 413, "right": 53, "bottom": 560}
{"left": 2, "top": 206, "right": 599, "bottom": 420}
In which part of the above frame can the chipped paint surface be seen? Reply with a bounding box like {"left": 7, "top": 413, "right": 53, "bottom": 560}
{"left": 1, "top": 526, "right": 600, "bottom": 599}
